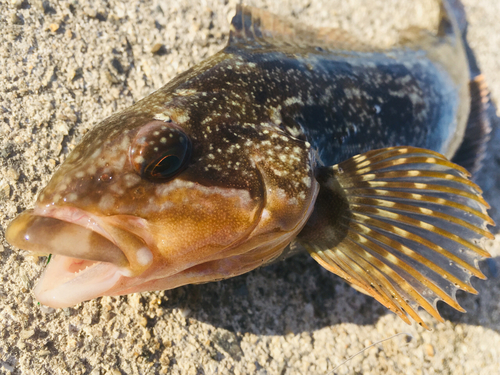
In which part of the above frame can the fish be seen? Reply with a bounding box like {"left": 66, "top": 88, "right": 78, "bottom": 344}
{"left": 5, "top": 0, "right": 496, "bottom": 329}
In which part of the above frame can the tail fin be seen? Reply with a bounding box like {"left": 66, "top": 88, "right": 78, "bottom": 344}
{"left": 447, "top": 0, "right": 495, "bottom": 175}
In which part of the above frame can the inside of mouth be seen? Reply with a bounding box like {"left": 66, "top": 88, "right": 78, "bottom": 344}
{"left": 64, "top": 257, "right": 99, "bottom": 274}
{"left": 35, "top": 253, "right": 122, "bottom": 308}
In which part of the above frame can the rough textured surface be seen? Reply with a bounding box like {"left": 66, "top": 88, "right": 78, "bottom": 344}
{"left": 0, "top": 0, "right": 499, "bottom": 374}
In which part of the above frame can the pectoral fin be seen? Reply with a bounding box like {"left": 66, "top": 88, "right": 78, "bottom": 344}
{"left": 298, "top": 146, "right": 493, "bottom": 328}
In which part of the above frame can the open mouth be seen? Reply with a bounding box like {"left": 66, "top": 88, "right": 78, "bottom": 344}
{"left": 5, "top": 207, "right": 137, "bottom": 308}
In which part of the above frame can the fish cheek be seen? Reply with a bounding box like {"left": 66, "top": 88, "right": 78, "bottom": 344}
{"left": 148, "top": 183, "right": 265, "bottom": 267}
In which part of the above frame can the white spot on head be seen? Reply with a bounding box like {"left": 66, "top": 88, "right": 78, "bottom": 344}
{"left": 136, "top": 247, "right": 153, "bottom": 266}
{"left": 109, "top": 183, "right": 125, "bottom": 195}
{"left": 302, "top": 177, "right": 311, "bottom": 188}
{"left": 275, "top": 188, "right": 287, "bottom": 200}
{"left": 134, "top": 156, "right": 145, "bottom": 164}
{"left": 176, "top": 113, "right": 190, "bottom": 123}
{"left": 99, "top": 194, "right": 116, "bottom": 210}
{"left": 65, "top": 193, "right": 78, "bottom": 202}
{"left": 284, "top": 96, "right": 304, "bottom": 106}
{"left": 90, "top": 148, "right": 102, "bottom": 160}
{"left": 153, "top": 113, "right": 172, "bottom": 122}
{"left": 123, "top": 173, "right": 141, "bottom": 188}
{"left": 261, "top": 209, "right": 271, "bottom": 222}
{"left": 114, "top": 155, "right": 127, "bottom": 170}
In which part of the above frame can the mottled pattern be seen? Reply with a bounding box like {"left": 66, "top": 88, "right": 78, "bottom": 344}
{"left": 5, "top": 2, "right": 475, "bottom": 312}
{"left": 38, "top": 5, "right": 467, "bottom": 215}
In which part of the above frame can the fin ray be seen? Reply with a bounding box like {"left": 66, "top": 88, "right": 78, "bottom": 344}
{"left": 339, "top": 237, "right": 447, "bottom": 323}
{"left": 348, "top": 188, "right": 493, "bottom": 225}
{"left": 344, "top": 216, "right": 482, "bottom": 289}
{"left": 347, "top": 196, "right": 493, "bottom": 239}
{"left": 344, "top": 227, "right": 475, "bottom": 304}
{"left": 300, "top": 146, "right": 493, "bottom": 326}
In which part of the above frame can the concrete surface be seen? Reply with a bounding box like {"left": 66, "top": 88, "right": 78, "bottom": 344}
{"left": 0, "top": 0, "right": 499, "bottom": 374}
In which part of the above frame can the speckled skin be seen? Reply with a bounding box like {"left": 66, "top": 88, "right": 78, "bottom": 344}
{"left": 39, "top": 24, "right": 468, "bottom": 214}
{"left": 5, "top": 3, "right": 472, "bottom": 306}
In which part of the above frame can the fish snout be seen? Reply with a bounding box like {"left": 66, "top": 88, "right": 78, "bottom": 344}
{"left": 5, "top": 208, "right": 155, "bottom": 307}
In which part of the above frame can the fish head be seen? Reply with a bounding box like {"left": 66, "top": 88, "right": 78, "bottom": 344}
{"left": 5, "top": 99, "right": 319, "bottom": 308}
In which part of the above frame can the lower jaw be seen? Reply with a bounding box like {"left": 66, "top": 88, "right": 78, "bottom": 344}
{"left": 34, "top": 254, "right": 123, "bottom": 308}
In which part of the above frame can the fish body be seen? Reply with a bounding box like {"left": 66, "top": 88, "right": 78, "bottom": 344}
{"left": 5, "top": 1, "right": 494, "bottom": 327}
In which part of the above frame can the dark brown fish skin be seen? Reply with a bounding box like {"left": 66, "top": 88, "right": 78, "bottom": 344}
{"left": 37, "top": 49, "right": 320, "bottom": 219}
{"left": 36, "top": 0, "right": 469, "bottom": 218}
{"left": 36, "top": 46, "right": 464, "bottom": 220}
{"left": 33, "top": 17, "right": 468, "bottom": 269}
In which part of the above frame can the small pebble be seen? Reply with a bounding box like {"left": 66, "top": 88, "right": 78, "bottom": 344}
{"left": 2, "top": 363, "right": 14, "bottom": 372}
{"left": 10, "top": 13, "right": 22, "bottom": 25}
{"left": 20, "top": 329, "right": 35, "bottom": 340}
{"left": 11, "top": 0, "right": 23, "bottom": 9}
{"left": 151, "top": 43, "right": 164, "bottom": 54}
{"left": 0, "top": 182, "right": 10, "bottom": 200}
{"left": 39, "top": 304, "right": 56, "bottom": 314}
{"left": 49, "top": 23, "right": 60, "bottom": 32}
{"left": 425, "top": 343, "right": 435, "bottom": 357}
{"left": 6, "top": 168, "right": 19, "bottom": 182}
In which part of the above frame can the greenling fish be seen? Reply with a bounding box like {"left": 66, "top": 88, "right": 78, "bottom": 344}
{"left": 5, "top": 0, "right": 496, "bottom": 329}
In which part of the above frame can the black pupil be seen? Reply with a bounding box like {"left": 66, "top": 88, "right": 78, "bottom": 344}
{"left": 145, "top": 153, "right": 182, "bottom": 178}
{"left": 131, "top": 122, "right": 191, "bottom": 182}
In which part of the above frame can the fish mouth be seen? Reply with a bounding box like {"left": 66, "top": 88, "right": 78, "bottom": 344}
{"left": 5, "top": 207, "right": 151, "bottom": 308}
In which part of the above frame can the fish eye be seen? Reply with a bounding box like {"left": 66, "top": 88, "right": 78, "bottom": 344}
{"left": 130, "top": 121, "right": 192, "bottom": 182}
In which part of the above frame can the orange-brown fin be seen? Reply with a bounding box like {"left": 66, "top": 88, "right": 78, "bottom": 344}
{"left": 298, "top": 146, "right": 494, "bottom": 329}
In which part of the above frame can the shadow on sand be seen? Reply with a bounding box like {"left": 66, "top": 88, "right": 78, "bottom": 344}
{"left": 139, "top": 252, "right": 500, "bottom": 339}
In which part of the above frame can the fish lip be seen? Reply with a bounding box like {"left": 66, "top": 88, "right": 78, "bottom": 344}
{"left": 7, "top": 205, "right": 152, "bottom": 308}
{"left": 31, "top": 205, "right": 117, "bottom": 250}
{"left": 30, "top": 205, "right": 154, "bottom": 270}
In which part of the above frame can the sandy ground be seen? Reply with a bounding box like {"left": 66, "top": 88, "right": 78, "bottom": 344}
{"left": 1, "top": 0, "right": 500, "bottom": 374}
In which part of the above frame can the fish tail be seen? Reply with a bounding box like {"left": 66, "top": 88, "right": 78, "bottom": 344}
{"left": 446, "top": 0, "right": 498, "bottom": 175}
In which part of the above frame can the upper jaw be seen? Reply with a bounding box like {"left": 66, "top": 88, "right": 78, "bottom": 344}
{"left": 5, "top": 206, "right": 154, "bottom": 308}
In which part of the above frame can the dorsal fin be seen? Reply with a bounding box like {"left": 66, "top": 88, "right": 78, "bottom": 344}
{"left": 228, "top": 5, "right": 367, "bottom": 51}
